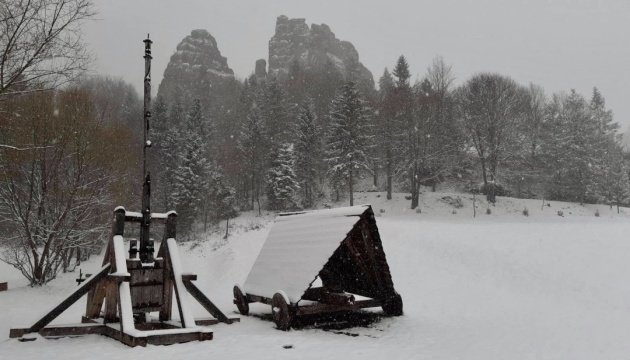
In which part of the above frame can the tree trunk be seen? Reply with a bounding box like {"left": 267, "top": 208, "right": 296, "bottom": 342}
{"left": 224, "top": 217, "right": 230, "bottom": 239}
{"left": 411, "top": 164, "right": 419, "bottom": 209}
{"left": 481, "top": 159, "right": 488, "bottom": 185}
{"left": 486, "top": 174, "right": 496, "bottom": 204}
{"left": 349, "top": 169, "right": 354, "bottom": 206}
{"left": 373, "top": 169, "right": 378, "bottom": 187}
{"left": 386, "top": 148, "right": 392, "bottom": 200}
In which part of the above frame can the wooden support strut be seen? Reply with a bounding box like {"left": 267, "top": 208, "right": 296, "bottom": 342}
{"left": 23, "top": 264, "right": 111, "bottom": 335}
{"left": 182, "top": 276, "right": 232, "bottom": 324}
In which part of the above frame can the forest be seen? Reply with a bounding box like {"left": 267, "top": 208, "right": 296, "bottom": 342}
{"left": 0, "top": 0, "right": 628, "bottom": 286}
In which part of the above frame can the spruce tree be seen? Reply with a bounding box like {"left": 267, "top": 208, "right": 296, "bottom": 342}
{"left": 173, "top": 98, "right": 211, "bottom": 237}
{"left": 377, "top": 68, "right": 397, "bottom": 199}
{"left": 267, "top": 143, "right": 301, "bottom": 211}
{"left": 238, "top": 105, "right": 268, "bottom": 213}
{"left": 325, "top": 81, "right": 371, "bottom": 206}
{"left": 294, "top": 100, "right": 323, "bottom": 208}
{"left": 260, "top": 77, "right": 289, "bottom": 144}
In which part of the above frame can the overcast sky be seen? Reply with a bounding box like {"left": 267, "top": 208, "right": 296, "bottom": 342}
{"left": 84, "top": 0, "right": 630, "bottom": 130}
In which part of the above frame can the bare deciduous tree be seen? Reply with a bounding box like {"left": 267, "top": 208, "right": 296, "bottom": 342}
{"left": 0, "top": 89, "right": 136, "bottom": 285}
{"left": 455, "top": 73, "right": 528, "bottom": 200}
{"left": 0, "top": 0, "right": 95, "bottom": 99}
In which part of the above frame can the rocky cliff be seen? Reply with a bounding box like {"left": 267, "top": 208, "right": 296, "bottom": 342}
{"left": 157, "top": 29, "right": 235, "bottom": 102}
{"left": 268, "top": 15, "right": 374, "bottom": 91}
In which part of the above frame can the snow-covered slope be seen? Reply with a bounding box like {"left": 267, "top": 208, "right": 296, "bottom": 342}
{"left": 1, "top": 192, "right": 629, "bottom": 359}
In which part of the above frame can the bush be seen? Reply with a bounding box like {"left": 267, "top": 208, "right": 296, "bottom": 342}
{"left": 522, "top": 207, "right": 529, "bottom": 217}
{"left": 486, "top": 208, "right": 492, "bottom": 215}
{"left": 557, "top": 210, "right": 564, "bottom": 217}
{"left": 595, "top": 209, "right": 600, "bottom": 217}
{"left": 440, "top": 196, "right": 464, "bottom": 209}
{"left": 465, "top": 182, "right": 511, "bottom": 197}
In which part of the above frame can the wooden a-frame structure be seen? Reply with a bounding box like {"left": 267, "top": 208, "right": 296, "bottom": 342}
{"left": 234, "top": 204, "right": 403, "bottom": 330}
{"left": 9, "top": 208, "right": 238, "bottom": 346}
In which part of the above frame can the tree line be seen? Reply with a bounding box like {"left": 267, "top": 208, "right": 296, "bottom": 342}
{"left": 151, "top": 54, "right": 628, "bottom": 223}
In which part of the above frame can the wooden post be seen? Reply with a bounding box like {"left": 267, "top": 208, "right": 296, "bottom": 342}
{"left": 139, "top": 35, "right": 153, "bottom": 264}
{"left": 159, "top": 212, "right": 177, "bottom": 321}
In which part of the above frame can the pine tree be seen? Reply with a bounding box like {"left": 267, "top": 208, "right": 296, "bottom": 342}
{"left": 294, "top": 100, "right": 323, "bottom": 208}
{"left": 267, "top": 143, "right": 301, "bottom": 211}
{"left": 325, "top": 81, "right": 371, "bottom": 206}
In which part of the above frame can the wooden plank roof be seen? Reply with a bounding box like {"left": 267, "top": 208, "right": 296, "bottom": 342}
{"left": 242, "top": 205, "right": 370, "bottom": 303}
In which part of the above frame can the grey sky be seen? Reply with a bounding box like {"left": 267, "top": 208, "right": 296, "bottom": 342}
{"left": 85, "top": 0, "right": 630, "bottom": 130}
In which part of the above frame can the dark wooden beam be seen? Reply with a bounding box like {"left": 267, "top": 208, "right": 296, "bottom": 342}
{"left": 182, "top": 279, "right": 232, "bottom": 324}
{"left": 20, "top": 264, "right": 111, "bottom": 335}
{"left": 295, "top": 299, "right": 381, "bottom": 316}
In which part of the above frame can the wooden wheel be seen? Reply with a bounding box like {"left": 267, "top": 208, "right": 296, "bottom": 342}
{"left": 233, "top": 285, "right": 249, "bottom": 316}
{"left": 272, "top": 292, "right": 292, "bottom": 331}
{"left": 382, "top": 293, "right": 403, "bottom": 316}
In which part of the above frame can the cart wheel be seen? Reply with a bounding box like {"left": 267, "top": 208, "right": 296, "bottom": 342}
{"left": 272, "top": 292, "right": 292, "bottom": 331}
{"left": 382, "top": 293, "right": 403, "bottom": 316}
{"left": 233, "top": 285, "right": 249, "bottom": 316}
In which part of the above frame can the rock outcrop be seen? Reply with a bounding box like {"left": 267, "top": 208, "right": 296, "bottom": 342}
{"left": 268, "top": 15, "right": 374, "bottom": 91}
{"left": 157, "top": 29, "right": 235, "bottom": 102}
{"left": 255, "top": 59, "right": 267, "bottom": 79}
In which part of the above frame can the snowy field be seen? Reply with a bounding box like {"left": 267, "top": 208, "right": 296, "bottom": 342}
{"left": 1, "top": 192, "right": 630, "bottom": 359}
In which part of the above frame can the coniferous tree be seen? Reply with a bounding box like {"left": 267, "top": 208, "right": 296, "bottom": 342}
{"left": 173, "top": 98, "right": 211, "bottom": 237}
{"left": 377, "top": 68, "right": 397, "bottom": 199}
{"left": 261, "top": 77, "right": 289, "bottom": 144}
{"left": 540, "top": 90, "right": 600, "bottom": 203}
{"left": 600, "top": 140, "right": 629, "bottom": 212}
{"left": 161, "top": 93, "right": 187, "bottom": 209}
{"left": 238, "top": 105, "right": 268, "bottom": 213}
{"left": 325, "top": 81, "right": 371, "bottom": 206}
{"left": 294, "top": 100, "right": 323, "bottom": 208}
{"left": 267, "top": 143, "right": 301, "bottom": 211}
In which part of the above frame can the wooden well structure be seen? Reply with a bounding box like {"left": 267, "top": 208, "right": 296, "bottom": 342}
{"left": 234, "top": 205, "right": 403, "bottom": 330}
{"left": 9, "top": 35, "right": 237, "bottom": 347}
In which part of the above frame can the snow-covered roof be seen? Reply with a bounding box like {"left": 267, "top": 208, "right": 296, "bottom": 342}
{"left": 242, "top": 205, "right": 370, "bottom": 303}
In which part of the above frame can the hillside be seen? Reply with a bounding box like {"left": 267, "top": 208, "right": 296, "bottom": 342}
{"left": 1, "top": 192, "right": 629, "bottom": 359}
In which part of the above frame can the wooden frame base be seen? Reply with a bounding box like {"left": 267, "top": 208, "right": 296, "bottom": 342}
{"left": 9, "top": 208, "right": 238, "bottom": 347}
{"left": 10, "top": 323, "right": 214, "bottom": 347}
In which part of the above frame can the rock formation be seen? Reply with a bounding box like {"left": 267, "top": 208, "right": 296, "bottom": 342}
{"left": 268, "top": 15, "right": 374, "bottom": 92}
{"left": 157, "top": 29, "right": 235, "bottom": 103}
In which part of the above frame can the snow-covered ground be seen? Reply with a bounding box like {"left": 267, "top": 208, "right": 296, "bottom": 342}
{"left": 2, "top": 192, "right": 630, "bottom": 359}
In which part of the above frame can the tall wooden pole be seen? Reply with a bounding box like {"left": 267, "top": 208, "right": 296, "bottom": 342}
{"left": 140, "top": 35, "right": 154, "bottom": 264}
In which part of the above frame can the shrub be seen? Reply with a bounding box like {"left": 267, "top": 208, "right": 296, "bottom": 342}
{"left": 557, "top": 210, "right": 564, "bottom": 217}
{"left": 595, "top": 209, "right": 600, "bottom": 217}
{"left": 486, "top": 208, "right": 492, "bottom": 215}
{"left": 523, "top": 207, "right": 529, "bottom": 217}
